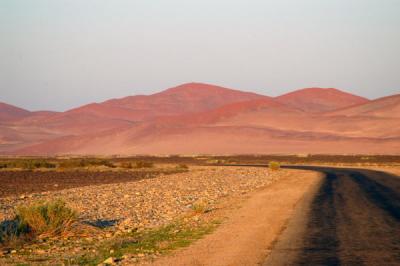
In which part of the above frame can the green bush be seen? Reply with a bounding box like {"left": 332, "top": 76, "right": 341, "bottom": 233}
{"left": 15, "top": 199, "right": 77, "bottom": 239}
{"left": 269, "top": 161, "right": 280, "bottom": 171}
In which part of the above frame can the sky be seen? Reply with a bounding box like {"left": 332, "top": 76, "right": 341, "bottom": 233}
{"left": 1, "top": 0, "right": 400, "bottom": 111}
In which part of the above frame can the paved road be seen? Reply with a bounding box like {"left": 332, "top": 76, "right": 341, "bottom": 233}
{"left": 265, "top": 166, "right": 400, "bottom": 266}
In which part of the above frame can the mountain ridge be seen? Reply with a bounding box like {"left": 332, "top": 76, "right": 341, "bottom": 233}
{"left": 1, "top": 83, "right": 399, "bottom": 155}
{"left": 275, "top": 87, "right": 370, "bottom": 113}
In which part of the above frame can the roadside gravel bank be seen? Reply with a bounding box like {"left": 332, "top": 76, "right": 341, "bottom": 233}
{"left": 0, "top": 166, "right": 283, "bottom": 264}
{"left": 1, "top": 166, "right": 278, "bottom": 231}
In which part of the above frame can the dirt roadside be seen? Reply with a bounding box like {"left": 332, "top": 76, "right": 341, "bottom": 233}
{"left": 141, "top": 169, "right": 323, "bottom": 266}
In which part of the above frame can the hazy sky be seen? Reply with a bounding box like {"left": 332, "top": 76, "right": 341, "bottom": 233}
{"left": 1, "top": 0, "right": 399, "bottom": 111}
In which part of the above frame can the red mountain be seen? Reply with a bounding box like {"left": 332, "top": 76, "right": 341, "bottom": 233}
{"left": 2, "top": 83, "right": 399, "bottom": 155}
{"left": 0, "top": 102, "right": 31, "bottom": 122}
{"left": 326, "top": 94, "right": 400, "bottom": 118}
{"left": 150, "top": 97, "right": 300, "bottom": 126}
{"left": 100, "top": 82, "right": 266, "bottom": 120}
{"left": 66, "top": 83, "right": 265, "bottom": 123}
{"left": 13, "top": 94, "right": 400, "bottom": 155}
{"left": 0, "top": 83, "right": 267, "bottom": 152}
{"left": 275, "top": 88, "right": 370, "bottom": 113}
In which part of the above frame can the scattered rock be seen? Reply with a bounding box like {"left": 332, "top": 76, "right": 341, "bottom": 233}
{"left": 35, "top": 249, "right": 46, "bottom": 254}
{"left": 0, "top": 166, "right": 281, "bottom": 265}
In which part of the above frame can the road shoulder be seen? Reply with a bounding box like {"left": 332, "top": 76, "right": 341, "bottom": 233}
{"left": 144, "top": 169, "right": 323, "bottom": 266}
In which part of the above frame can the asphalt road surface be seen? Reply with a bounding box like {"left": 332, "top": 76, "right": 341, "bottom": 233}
{"left": 265, "top": 166, "right": 400, "bottom": 266}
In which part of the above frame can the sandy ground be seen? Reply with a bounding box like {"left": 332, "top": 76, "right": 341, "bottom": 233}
{"left": 141, "top": 169, "right": 323, "bottom": 266}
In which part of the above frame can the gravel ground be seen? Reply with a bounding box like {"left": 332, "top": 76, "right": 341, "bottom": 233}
{"left": 0, "top": 166, "right": 278, "bottom": 233}
{"left": 0, "top": 166, "right": 282, "bottom": 265}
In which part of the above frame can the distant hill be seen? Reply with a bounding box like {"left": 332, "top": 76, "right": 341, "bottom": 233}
{"left": 326, "top": 94, "right": 400, "bottom": 118}
{"left": 0, "top": 102, "right": 31, "bottom": 122}
{"left": 275, "top": 88, "right": 369, "bottom": 113}
{"left": 100, "top": 82, "right": 267, "bottom": 120}
{"left": 1, "top": 83, "right": 399, "bottom": 155}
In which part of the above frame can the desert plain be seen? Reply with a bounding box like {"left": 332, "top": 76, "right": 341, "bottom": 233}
{"left": 0, "top": 155, "right": 399, "bottom": 265}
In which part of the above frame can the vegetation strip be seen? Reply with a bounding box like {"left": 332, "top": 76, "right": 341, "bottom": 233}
{"left": 71, "top": 219, "right": 220, "bottom": 265}
{"left": 1, "top": 198, "right": 221, "bottom": 265}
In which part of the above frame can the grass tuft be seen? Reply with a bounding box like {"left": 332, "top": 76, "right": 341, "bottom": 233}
{"left": 15, "top": 199, "right": 78, "bottom": 239}
{"left": 191, "top": 200, "right": 210, "bottom": 214}
{"left": 71, "top": 220, "right": 219, "bottom": 265}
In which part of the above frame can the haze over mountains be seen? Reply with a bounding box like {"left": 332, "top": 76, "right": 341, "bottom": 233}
{"left": 1, "top": 83, "right": 399, "bottom": 155}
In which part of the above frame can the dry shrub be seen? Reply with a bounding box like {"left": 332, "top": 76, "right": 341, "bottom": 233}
{"left": 269, "top": 161, "right": 281, "bottom": 171}
{"left": 191, "top": 199, "right": 210, "bottom": 214}
{"left": 191, "top": 203, "right": 207, "bottom": 214}
{"left": 15, "top": 199, "right": 77, "bottom": 239}
{"left": 177, "top": 164, "right": 189, "bottom": 170}
{"left": 120, "top": 162, "right": 133, "bottom": 169}
{"left": 134, "top": 161, "right": 154, "bottom": 168}
{"left": 0, "top": 159, "right": 56, "bottom": 170}
{"left": 59, "top": 158, "right": 115, "bottom": 168}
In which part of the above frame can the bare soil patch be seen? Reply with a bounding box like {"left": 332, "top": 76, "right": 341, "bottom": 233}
{"left": 0, "top": 170, "right": 169, "bottom": 198}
